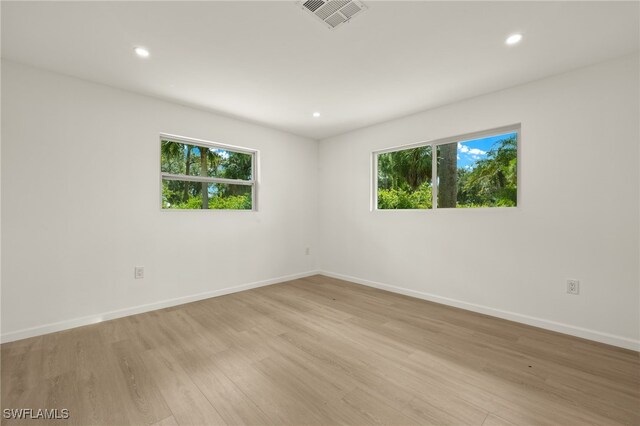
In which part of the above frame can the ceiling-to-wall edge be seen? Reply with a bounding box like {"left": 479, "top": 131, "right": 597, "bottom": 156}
{"left": 318, "top": 51, "right": 640, "bottom": 143}
{"left": 0, "top": 57, "right": 320, "bottom": 143}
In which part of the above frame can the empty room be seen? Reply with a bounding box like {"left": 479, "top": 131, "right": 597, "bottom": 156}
{"left": 1, "top": 1, "right": 639, "bottom": 425}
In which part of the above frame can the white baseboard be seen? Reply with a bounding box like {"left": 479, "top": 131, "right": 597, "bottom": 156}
{"left": 4, "top": 269, "right": 637, "bottom": 352}
{"left": 319, "top": 270, "right": 640, "bottom": 352}
{"left": 0, "top": 270, "right": 321, "bottom": 344}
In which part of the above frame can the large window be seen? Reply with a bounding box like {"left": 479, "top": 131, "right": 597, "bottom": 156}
{"left": 375, "top": 126, "right": 518, "bottom": 209}
{"left": 160, "top": 135, "right": 256, "bottom": 210}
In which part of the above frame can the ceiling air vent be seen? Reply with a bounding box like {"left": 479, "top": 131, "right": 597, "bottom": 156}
{"left": 300, "top": 0, "right": 367, "bottom": 29}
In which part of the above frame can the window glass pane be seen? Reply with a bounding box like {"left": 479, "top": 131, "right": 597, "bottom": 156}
{"left": 161, "top": 140, "right": 252, "bottom": 181}
{"left": 207, "top": 183, "right": 252, "bottom": 210}
{"left": 162, "top": 179, "right": 204, "bottom": 209}
{"left": 377, "top": 145, "right": 433, "bottom": 209}
{"left": 160, "top": 140, "right": 199, "bottom": 176}
{"left": 437, "top": 132, "right": 517, "bottom": 208}
{"left": 162, "top": 179, "right": 252, "bottom": 210}
{"left": 208, "top": 149, "right": 253, "bottom": 180}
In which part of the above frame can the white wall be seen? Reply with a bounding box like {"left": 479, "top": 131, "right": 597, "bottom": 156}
{"left": 1, "top": 60, "right": 319, "bottom": 341}
{"left": 3, "top": 55, "right": 639, "bottom": 350}
{"left": 318, "top": 54, "right": 640, "bottom": 350}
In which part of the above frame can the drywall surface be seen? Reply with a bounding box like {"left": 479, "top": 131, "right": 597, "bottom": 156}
{"left": 318, "top": 54, "right": 640, "bottom": 349}
{"left": 1, "top": 60, "right": 319, "bottom": 340}
{"left": 2, "top": 54, "right": 639, "bottom": 349}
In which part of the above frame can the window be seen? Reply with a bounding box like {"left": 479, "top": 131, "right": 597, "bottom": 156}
{"left": 375, "top": 126, "right": 518, "bottom": 209}
{"left": 160, "top": 135, "right": 256, "bottom": 210}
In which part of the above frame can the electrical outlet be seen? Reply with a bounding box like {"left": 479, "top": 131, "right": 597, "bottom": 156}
{"left": 305, "top": 247, "right": 311, "bottom": 255}
{"left": 567, "top": 279, "right": 579, "bottom": 295}
{"left": 134, "top": 266, "right": 144, "bottom": 279}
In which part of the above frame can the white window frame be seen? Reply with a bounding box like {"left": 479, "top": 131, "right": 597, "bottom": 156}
{"left": 371, "top": 124, "right": 520, "bottom": 211}
{"left": 160, "top": 133, "right": 258, "bottom": 211}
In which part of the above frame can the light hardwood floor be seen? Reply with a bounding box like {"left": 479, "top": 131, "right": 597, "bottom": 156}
{"left": 2, "top": 275, "right": 639, "bottom": 425}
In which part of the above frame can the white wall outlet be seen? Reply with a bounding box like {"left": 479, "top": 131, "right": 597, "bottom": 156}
{"left": 567, "top": 279, "right": 579, "bottom": 295}
{"left": 305, "top": 247, "right": 311, "bottom": 255}
{"left": 134, "top": 266, "right": 144, "bottom": 279}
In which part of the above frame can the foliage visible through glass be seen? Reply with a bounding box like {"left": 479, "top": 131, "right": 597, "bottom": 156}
{"left": 377, "top": 145, "right": 433, "bottom": 209}
{"left": 377, "top": 132, "right": 517, "bottom": 209}
{"left": 161, "top": 139, "right": 253, "bottom": 210}
{"left": 162, "top": 180, "right": 252, "bottom": 210}
{"left": 437, "top": 133, "right": 517, "bottom": 208}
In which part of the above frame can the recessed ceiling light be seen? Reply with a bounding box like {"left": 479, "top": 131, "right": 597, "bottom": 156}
{"left": 505, "top": 34, "right": 523, "bottom": 46}
{"left": 134, "top": 47, "right": 150, "bottom": 58}
{"left": 313, "top": 112, "right": 321, "bottom": 118}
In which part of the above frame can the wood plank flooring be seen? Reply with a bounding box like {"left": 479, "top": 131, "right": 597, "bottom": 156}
{"left": 2, "top": 275, "right": 638, "bottom": 425}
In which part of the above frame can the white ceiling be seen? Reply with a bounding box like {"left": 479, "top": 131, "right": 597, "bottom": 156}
{"left": 2, "top": 1, "right": 639, "bottom": 140}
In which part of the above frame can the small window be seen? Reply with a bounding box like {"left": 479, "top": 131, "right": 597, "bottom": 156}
{"left": 160, "top": 136, "right": 256, "bottom": 210}
{"left": 375, "top": 126, "right": 518, "bottom": 210}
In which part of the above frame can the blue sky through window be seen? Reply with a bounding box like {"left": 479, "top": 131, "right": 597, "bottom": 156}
{"left": 456, "top": 132, "right": 517, "bottom": 169}
{"left": 187, "top": 146, "right": 230, "bottom": 159}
